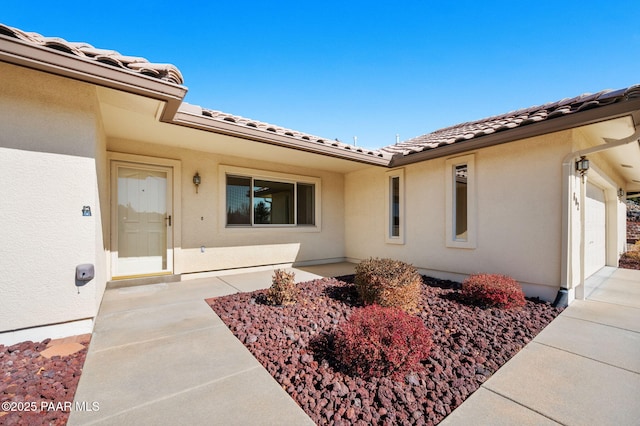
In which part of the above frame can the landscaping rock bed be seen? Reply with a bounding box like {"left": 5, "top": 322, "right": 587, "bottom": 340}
{"left": 620, "top": 250, "right": 640, "bottom": 270}
{"left": 208, "top": 276, "right": 562, "bottom": 425}
{"left": 0, "top": 337, "right": 89, "bottom": 425}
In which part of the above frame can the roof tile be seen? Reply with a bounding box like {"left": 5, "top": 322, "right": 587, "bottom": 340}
{"left": 4, "top": 23, "right": 639, "bottom": 165}
{"left": 382, "top": 84, "right": 640, "bottom": 157}
{"left": 0, "top": 24, "right": 184, "bottom": 85}
{"left": 184, "top": 105, "right": 392, "bottom": 160}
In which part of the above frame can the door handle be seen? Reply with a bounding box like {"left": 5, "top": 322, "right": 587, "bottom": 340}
{"left": 166, "top": 215, "right": 172, "bottom": 226}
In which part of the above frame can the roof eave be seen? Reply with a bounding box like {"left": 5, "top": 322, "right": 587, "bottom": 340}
{"left": 0, "top": 35, "right": 187, "bottom": 122}
{"left": 0, "top": 35, "right": 389, "bottom": 167}
{"left": 389, "top": 97, "right": 640, "bottom": 167}
{"left": 172, "top": 110, "right": 391, "bottom": 167}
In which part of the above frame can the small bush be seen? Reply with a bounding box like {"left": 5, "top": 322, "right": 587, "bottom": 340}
{"left": 619, "top": 250, "right": 640, "bottom": 270}
{"left": 333, "top": 305, "right": 433, "bottom": 379}
{"left": 266, "top": 269, "right": 298, "bottom": 306}
{"left": 461, "top": 273, "right": 526, "bottom": 309}
{"left": 628, "top": 250, "right": 640, "bottom": 261}
{"left": 354, "top": 258, "right": 422, "bottom": 312}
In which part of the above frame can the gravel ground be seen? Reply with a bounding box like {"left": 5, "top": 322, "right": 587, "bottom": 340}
{"left": 619, "top": 253, "right": 640, "bottom": 270}
{"left": 0, "top": 337, "right": 89, "bottom": 425}
{"left": 208, "top": 275, "right": 562, "bottom": 425}
{"left": 620, "top": 241, "right": 640, "bottom": 270}
{"left": 0, "top": 275, "right": 562, "bottom": 426}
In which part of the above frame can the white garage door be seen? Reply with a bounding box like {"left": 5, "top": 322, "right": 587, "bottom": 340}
{"left": 584, "top": 182, "right": 606, "bottom": 278}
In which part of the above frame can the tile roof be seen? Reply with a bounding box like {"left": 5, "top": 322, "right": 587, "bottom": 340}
{"left": 2, "top": 22, "right": 387, "bottom": 162}
{"left": 382, "top": 85, "right": 640, "bottom": 157}
{"left": 4, "top": 22, "right": 639, "bottom": 165}
{"left": 189, "top": 105, "right": 391, "bottom": 160}
{"left": 0, "top": 24, "right": 183, "bottom": 85}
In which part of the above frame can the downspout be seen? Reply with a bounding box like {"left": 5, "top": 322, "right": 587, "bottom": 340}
{"left": 556, "top": 125, "right": 640, "bottom": 307}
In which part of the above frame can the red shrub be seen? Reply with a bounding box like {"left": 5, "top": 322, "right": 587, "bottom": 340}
{"left": 461, "top": 273, "right": 526, "bottom": 309}
{"left": 333, "top": 305, "right": 433, "bottom": 379}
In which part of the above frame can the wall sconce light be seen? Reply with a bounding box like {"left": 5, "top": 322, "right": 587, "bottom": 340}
{"left": 575, "top": 156, "right": 589, "bottom": 176}
{"left": 193, "top": 172, "right": 201, "bottom": 193}
{"left": 618, "top": 188, "right": 625, "bottom": 198}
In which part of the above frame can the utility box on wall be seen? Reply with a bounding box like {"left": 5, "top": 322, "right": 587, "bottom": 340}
{"left": 76, "top": 264, "right": 94, "bottom": 282}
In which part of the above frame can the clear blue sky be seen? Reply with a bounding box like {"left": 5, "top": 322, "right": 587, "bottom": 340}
{"left": 4, "top": 1, "right": 640, "bottom": 149}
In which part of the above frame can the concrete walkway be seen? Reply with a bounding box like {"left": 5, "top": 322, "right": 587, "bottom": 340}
{"left": 441, "top": 267, "right": 640, "bottom": 426}
{"left": 68, "top": 263, "right": 355, "bottom": 425}
{"left": 70, "top": 264, "right": 639, "bottom": 425}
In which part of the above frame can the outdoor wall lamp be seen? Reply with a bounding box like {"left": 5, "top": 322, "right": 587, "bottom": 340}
{"left": 193, "top": 172, "right": 201, "bottom": 193}
{"left": 575, "top": 156, "right": 589, "bottom": 176}
{"left": 618, "top": 188, "right": 625, "bottom": 198}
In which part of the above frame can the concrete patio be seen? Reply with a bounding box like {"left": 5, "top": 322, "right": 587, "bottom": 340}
{"left": 68, "top": 264, "right": 640, "bottom": 425}
{"left": 68, "top": 262, "right": 355, "bottom": 425}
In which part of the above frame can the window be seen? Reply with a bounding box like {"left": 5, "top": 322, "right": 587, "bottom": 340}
{"left": 454, "top": 164, "right": 468, "bottom": 240}
{"left": 386, "top": 169, "right": 404, "bottom": 244}
{"left": 297, "top": 183, "right": 315, "bottom": 225}
{"left": 225, "top": 173, "right": 316, "bottom": 227}
{"left": 446, "top": 155, "right": 476, "bottom": 248}
{"left": 226, "top": 176, "right": 251, "bottom": 225}
{"left": 253, "top": 179, "right": 294, "bottom": 224}
{"left": 391, "top": 176, "right": 400, "bottom": 237}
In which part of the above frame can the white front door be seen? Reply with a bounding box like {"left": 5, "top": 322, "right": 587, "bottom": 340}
{"left": 111, "top": 162, "right": 173, "bottom": 278}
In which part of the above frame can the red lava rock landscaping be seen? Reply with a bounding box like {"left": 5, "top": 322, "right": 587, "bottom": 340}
{"left": 207, "top": 275, "right": 562, "bottom": 425}
{"left": 620, "top": 240, "right": 640, "bottom": 270}
{"left": 619, "top": 252, "right": 640, "bottom": 270}
{"left": 0, "top": 335, "right": 89, "bottom": 426}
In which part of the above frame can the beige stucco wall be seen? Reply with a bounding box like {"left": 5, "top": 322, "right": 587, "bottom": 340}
{"left": 107, "top": 138, "right": 346, "bottom": 275}
{"left": 94, "top": 104, "right": 109, "bottom": 312}
{"left": 0, "top": 63, "right": 105, "bottom": 334}
{"left": 2, "top": 55, "right": 631, "bottom": 341}
{"left": 345, "top": 132, "right": 574, "bottom": 300}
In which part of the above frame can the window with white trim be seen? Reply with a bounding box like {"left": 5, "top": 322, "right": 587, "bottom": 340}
{"left": 391, "top": 176, "right": 400, "bottom": 237}
{"left": 446, "top": 155, "right": 476, "bottom": 248}
{"left": 386, "top": 169, "right": 405, "bottom": 244}
{"left": 454, "top": 164, "right": 468, "bottom": 240}
{"left": 225, "top": 174, "right": 316, "bottom": 227}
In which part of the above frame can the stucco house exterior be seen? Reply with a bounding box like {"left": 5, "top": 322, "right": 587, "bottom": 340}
{"left": 1, "top": 24, "right": 639, "bottom": 344}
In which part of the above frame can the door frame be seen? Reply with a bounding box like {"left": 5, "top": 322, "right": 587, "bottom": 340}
{"left": 108, "top": 152, "right": 182, "bottom": 280}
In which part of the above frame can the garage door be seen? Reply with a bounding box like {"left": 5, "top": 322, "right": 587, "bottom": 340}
{"left": 584, "top": 182, "right": 606, "bottom": 278}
